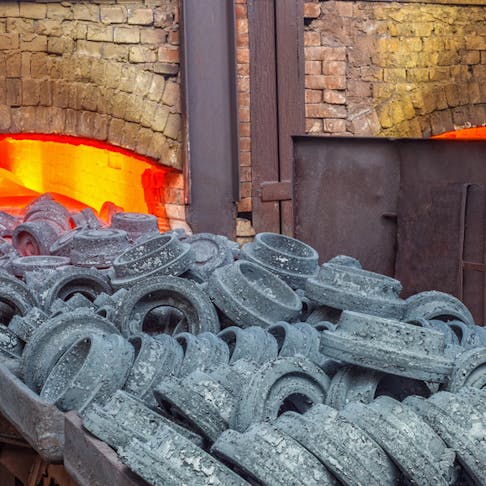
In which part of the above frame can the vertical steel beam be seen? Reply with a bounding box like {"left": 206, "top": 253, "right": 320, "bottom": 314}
{"left": 248, "top": 0, "right": 280, "bottom": 233}
{"left": 249, "top": 0, "right": 305, "bottom": 234}
{"left": 181, "top": 0, "right": 239, "bottom": 238}
{"left": 275, "top": 0, "right": 305, "bottom": 236}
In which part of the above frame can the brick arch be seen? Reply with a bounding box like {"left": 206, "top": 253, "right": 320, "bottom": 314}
{"left": 353, "top": 81, "right": 486, "bottom": 139}
{"left": 0, "top": 55, "right": 181, "bottom": 168}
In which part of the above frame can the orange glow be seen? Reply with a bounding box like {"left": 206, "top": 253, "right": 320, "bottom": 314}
{"left": 0, "top": 134, "right": 178, "bottom": 229}
{"left": 432, "top": 126, "right": 486, "bottom": 140}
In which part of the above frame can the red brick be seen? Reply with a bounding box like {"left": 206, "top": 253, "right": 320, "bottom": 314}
{"left": 304, "top": 31, "right": 321, "bottom": 47}
{"left": 323, "top": 76, "right": 346, "bottom": 90}
{"left": 238, "top": 76, "right": 249, "bottom": 92}
{"left": 240, "top": 182, "right": 251, "bottom": 198}
{"left": 236, "top": 18, "right": 248, "bottom": 35}
{"left": 237, "top": 30, "right": 249, "bottom": 48}
{"left": 305, "top": 46, "right": 324, "bottom": 61}
{"left": 304, "top": 3, "right": 321, "bottom": 19}
{"left": 323, "top": 119, "right": 347, "bottom": 133}
{"left": 158, "top": 46, "right": 179, "bottom": 63}
{"left": 305, "top": 103, "right": 346, "bottom": 118}
{"left": 305, "top": 60, "right": 321, "bottom": 74}
{"left": 237, "top": 48, "right": 249, "bottom": 64}
{"left": 238, "top": 92, "right": 250, "bottom": 107}
{"left": 305, "top": 118, "right": 322, "bottom": 133}
{"left": 238, "top": 197, "right": 252, "bottom": 212}
{"left": 166, "top": 172, "right": 184, "bottom": 189}
{"left": 239, "top": 106, "right": 250, "bottom": 122}
{"left": 240, "top": 165, "right": 251, "bottom": 181}
{"left": 168, "top": 30, "right": 179, "bottom": 45}
{"left": 239, "top": 137, "right": 251, "bottom": 151}
{"left": 239, "top": 151, "right": 251, "bottom": 166}
{"left": 237, "top": 63, "right": 249, "bottom": 76}
{"left": 240, "top": 122, "right": 250, "bottom": 137}
{"left": 305, "top": 89, "right": 322, "bottom": 103}
{"left": 305, "top": 75, "right": 324, "bottom": 89}
{"left": 164, "top": 187, "right": 184, "bottom": 205}
{"left": 322, "top": 47, "right": 346, "bottom": 61}
{"left": 323, "top": 90, "right": 346, "bottom": 104}
{"left": 235, "top": 4, "right": 247, "bottom": 18}
{"left": 322, "top": 61, "right": 346, "bottom": 76}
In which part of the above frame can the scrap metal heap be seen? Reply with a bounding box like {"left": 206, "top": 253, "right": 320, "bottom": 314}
{"left": 0, "top": 194, "right": 484, "bottom": 485}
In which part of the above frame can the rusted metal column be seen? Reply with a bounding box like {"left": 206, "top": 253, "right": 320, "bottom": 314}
{"left": 248, "top": 0, "right": 305, "bottom": 235}
{"left": 181, "top": 0, "right": 239, "bottom": 239}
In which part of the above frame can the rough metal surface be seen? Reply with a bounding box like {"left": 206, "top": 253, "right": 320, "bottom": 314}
{"left": 10, "top": 256, "right": 70, "bottom": 278}
{"left": 212, "top": 422, "right": 339, "bottom": 485}
{"left": 21, "top": 310, "right": 119, "bottom": 393}
{"left": 50, "top": 228, "right": 83, "bottom": 257}
{"left": 155, "top": 356, "right": 330, "bottom": 443}
{"left": 175, "top": 332, "right": 229, "bottom": 377}
{"left": 405, "top": 389, "right": 486, "bottom": 485}
{"left": 241, "top": 232, "right": 319, "bottom": 289}
{"left": 123, "top": 334, "right": 183, "bottom": 407}
{"left": 110, "top": 233, "right": 195, "bottom": 288}
{"left": 275, "top": 404, "right": 399, "bottom": 486}
{"left": 305, "top": 259, "right": 405, "bottom": 319}
{"left": 114, "top": 276, "right": 220, "bottom": 336}
{"left": 408, "top": 317, "right": 462, "bottom": 347}
{"left": 292, "top": 136, "right": 399, "bottom": 276}
{"left": 64, "top": 412, "right": 149, "bottom": 486}
{"left": 445, "top": 320, "right": 483, "bottom": 349}
{"left": 232, "top": 356, "right": 330, "bottom": 433}
{"left": 326, "top": 364, "right": 430, "bottom": 410}
{"left": 268, "top": 321, "right": 321, "bottom": 363}
{"left": 343, "top": 396, "right": 456, "bottom": 485}
{"left": 218, "top": 326, "right": 279, "bottom": 365}
{"left": 445, "top": 347, "right": 486, "bottom": 392}
{"left": 320, "top": 310, "right": 454, "bottom": 382}
{"left": 24, "top": 195, "right": 71, "bottom": 233}
{"left": 0, "top": 272, "right": 37, "bottom": 317}
{"left": 208, "top": 260, "right": 302, "bottom": 328}
{"left": 0, "top": 324, "right": 23, "bottom": 359}
{"left": 39, "top": 267, "right": 112, "bottom": 311}
{"left": 119, "top": 426, "right": 249, "bottom": 486}
{"left": 0, "top": 362, "right": 64, "bottom": 463}
{"left": 9, "top": 307, "right": 47, "bottom": 343}
{"left": 185, "top": 233, "right": 235, "bottom": 280}
{"left": 83, "top": 391, "right": 203, "bottom": 450}
{"left": 70, "top": 208, "right": 102, "bottom": 230}
{"left": 13, "top": 221, "right": 60, "bottom": 256}
{"left": 70, "top": 229, "right": 130, "bottom": 268}
{"left": 403, "top": 291, "right": 475, "bottom": 326}
{"left": 40, "top": 334, "right": 134, "bottom": 413}
{"left": 110, "top": 213, "right": 159, "bottom": 243}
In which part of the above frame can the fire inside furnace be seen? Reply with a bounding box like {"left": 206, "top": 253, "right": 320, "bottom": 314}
{"left": 432, "top": 126, "right": 486, "bottom": 139}
{"left": 0, "top": 134, "right": 178, "bottom": 230}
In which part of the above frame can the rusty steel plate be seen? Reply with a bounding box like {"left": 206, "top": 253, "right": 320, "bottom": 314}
{"left": 292, "top": 136, "right": 486, "bottom": 326}
{"left": 64, "top": 412, "right": 149, "bottom": 486}
{"left": 293, "top": 136, "right": 400, "bottom": 276}
{"left": 396, "top": 138, "right": 486, "bottom": 325}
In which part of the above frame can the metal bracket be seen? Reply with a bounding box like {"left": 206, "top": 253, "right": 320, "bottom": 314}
{"left": 260, "top": 181, "right": 292, "bottom": 202}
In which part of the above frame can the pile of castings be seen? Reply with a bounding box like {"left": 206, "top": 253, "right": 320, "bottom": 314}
{"left": 0, "top": 196, "right": 483, "bottom": 485}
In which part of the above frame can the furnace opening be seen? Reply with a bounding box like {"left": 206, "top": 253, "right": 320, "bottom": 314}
{"left": 432, "top": 126, "right": 486, "bottom": 140}
{"left": 0, "top": 134, "right": 184, "bottom": 231}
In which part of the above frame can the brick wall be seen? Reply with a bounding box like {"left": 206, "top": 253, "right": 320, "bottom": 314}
{"left": 236, "top": 0, "right": 251, "bottom": 215}
{"left": 304, "top": 0, "right": 486, "bottom": 137}
{"left": 0, "top": 0, "right": 189, "bottom": 231}
{"left": 0, "top": 0, "right": 181, "bottom": 167}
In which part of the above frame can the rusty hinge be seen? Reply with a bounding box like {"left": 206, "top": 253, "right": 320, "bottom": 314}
{"left": 260, "top": 181, "right": 292, "bottom": 202}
